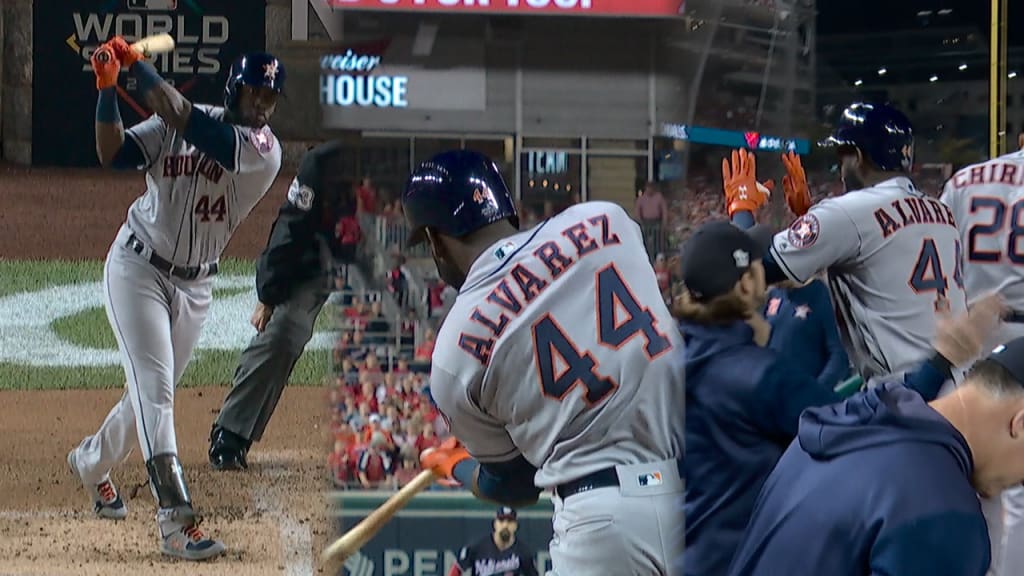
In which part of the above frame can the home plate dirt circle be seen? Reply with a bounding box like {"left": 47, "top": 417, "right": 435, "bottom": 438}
{"left": 0, "top": 387, "right": 334, "bottom": 576}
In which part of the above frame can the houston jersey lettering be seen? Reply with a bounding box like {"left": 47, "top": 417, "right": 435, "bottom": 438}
{"left": 122, "top": 104, "right": 282, "bottom": 266}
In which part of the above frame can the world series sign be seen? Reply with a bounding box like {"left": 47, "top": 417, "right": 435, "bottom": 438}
{"left": 32, "top": 0, "right": 266, "bottom": 166}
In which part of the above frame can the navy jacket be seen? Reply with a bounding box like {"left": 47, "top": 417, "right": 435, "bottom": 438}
{"left": 680, "top": 321, "right": 949, "bottom": 576}
{"left": 765, "top": 280, "right": 851, "bottom": 390}
{"left": 728, "top": 383, "right": 989, "bottom": 576}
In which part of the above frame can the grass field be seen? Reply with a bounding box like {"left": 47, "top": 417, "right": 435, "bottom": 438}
{"left": 0, "top": 259, "right": 334, "bottom": 390}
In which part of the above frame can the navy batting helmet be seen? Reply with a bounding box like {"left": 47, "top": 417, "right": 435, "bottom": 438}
{"left": 822, "top": 102, "right": 914, "bottom": 172}
{"left": 403, "top": 150, "right": 519, "bottom": 247}
{"left": 224, "top": 52, "right": 286, "bottom": 111}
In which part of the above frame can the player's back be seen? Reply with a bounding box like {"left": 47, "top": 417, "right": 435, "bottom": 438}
{"left": 434, "top": 201, "right": 685, "bottom": 488}
{"left": 124, "top": 105, "right": 282, "bottom": 267}
{"left": 776, "top": 177, "right": 966, "bottom": 381}
{"left": 942, "top": 151, "right": 1024, "bottom": 314}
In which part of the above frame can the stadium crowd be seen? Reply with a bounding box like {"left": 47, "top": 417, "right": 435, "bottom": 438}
{"left": 324, "top": 154, "right": 949, "bottom": 490}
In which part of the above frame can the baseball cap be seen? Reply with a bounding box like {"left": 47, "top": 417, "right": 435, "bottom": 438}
{"left": 496, "top": 506, "right": 517, "bottom": 521}
{"left": 680, "top": 220, "right": 774, "bottom": 302}
{"left": 987, "top": 337, "right": 1024, "bottom": 385}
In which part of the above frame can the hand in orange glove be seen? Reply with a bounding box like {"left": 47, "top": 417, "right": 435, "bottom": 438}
{"left": 722, "top": 149, "right": 773, "bottom": 218}
{"left": 420, "top": 437, "right": 471, "bottom": 483}
{"left": 90, "top": 43, "right": 121, "bottom": 90}
{"left": 781, "top": 151, "right": 812, "bottom": 217}
{"left": 106, "top": 36, "right": 144, "bottom": 68}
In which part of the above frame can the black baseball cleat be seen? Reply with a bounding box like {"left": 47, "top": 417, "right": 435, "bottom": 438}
{"left": 208, "top": 426, "right": 251, "bottom": 471}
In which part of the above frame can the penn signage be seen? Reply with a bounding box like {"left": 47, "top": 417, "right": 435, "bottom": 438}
{"left": 321, "top": 50, "right": 409, "bottom": 108}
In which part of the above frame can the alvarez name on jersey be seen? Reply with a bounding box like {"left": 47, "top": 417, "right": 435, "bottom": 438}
{"left": 770, "top": 176, "right": 966, "bottom": 383}
{"left": 428, "top": 201, "right": 685, "bottom": 489}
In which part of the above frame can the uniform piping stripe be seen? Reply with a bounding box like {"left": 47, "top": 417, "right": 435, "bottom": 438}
{"left": 769, "top": 244, "right": 807, "bottom": 285}
{"left": 103, "top": 255, "right": 154, "bottom": 458}
{"left": 462, "top": 220, "right": 549, "bottom": 294}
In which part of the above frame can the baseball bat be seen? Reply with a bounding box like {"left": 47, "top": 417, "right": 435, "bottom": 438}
{"left": 95, "top": 33, "right": 176, "bottom": 63}
{"left": 320, "top": 469, "right": 438, "bottom": 565}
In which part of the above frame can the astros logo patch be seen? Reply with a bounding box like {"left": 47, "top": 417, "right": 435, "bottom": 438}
{"left": 250, "top": 127, "right": 274, "bottom": 155}
{"left": 787, "top": 214, "right": 820, "bottom": 249}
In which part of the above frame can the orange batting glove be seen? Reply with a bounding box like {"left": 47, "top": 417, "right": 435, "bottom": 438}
{"left": 420, "top": 437, "right": 470, "bottom": 483}
{"left": 90, "top": 43, "right": 121, "bottom": 90}
{"left": 781, "top": 151, "right": 812, "bottom": 217}
{"left": 107, "top": 36, "right": 144, "bottom": 68}
{"left": 722, "top": 148, "right": 773, "bottom": 218}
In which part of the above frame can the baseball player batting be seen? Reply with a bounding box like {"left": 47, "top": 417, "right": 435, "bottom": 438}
{"left": 941, "top": 140, "right": 1024, "bottom": 576}
{"left": 405, "top": 150, "right": 684, "bottom": 576}
{"left": 732, "top": 102, "right": 967, "bottom": 385}
{"left": 66, "top": 40, "right": 283, "bottom": 560}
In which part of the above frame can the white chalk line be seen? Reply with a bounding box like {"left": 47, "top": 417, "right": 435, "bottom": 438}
{"left": 250, "top": 455, "right": 315, "bottom": 576}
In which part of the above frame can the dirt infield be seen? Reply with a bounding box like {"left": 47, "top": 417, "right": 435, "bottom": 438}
{"left": 0, "top": 387, "right": 334, "bottom": 576}
{"left": 0, "top": 164, "right": 334, "bottom": 575}
{"left": 0, "top": 162, "right": 294, "bottom": 260}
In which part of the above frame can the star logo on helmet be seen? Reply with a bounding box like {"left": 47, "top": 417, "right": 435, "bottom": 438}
{"left": 263, "top": 61, "right": 279, "bottom": 82}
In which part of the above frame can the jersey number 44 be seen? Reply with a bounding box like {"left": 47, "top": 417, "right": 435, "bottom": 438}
{"left": 532, "top": 265, "right": 673, "bottom": 407}
{"left": 909, "top": 237, "right": 965, "bottom": 312}
{"left": 194, "top": 195, "right": 227, "bottom": 223}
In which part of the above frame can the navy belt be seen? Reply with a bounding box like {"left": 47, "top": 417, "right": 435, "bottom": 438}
{"left": 556, "top": 468, "right": 620, "bottom": 500}
{"left": 127, "top": 234, "right": 218, "bottom": 281}
{"left": 555, "top": 459, "right": 685, "bottom": 500}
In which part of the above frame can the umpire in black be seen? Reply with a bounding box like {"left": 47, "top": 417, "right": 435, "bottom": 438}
{"left": 209, "top": 140, "right": 356, "bottom": 470}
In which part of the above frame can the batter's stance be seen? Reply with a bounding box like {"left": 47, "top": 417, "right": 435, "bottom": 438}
{"left": 410, "top": 151, "right": 684, "bottom": 576}
{"left": 67, "top": 40, "right": 283, "bottom": 560}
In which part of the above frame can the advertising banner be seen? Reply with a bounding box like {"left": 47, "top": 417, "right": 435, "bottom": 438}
{"left": 661, "top": 122, "right": 812, "bottom": 155}
{"left": 334, "top": 492, "right": 554, "bottom": 576}
{"left": 325, "top": 0, "right": 685, "bottom": 18}
{"left": 320, "top": 38, "right": 487, "bottom": 113}
{"left": 32, "top": 0, "right": 266, "bottom": 166}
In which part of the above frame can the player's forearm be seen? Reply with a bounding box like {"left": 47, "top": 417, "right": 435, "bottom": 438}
{"left": 132, "top": 61, "right": 192, "bottom": 131}
{"left": 454, "top": 458, "right": 541, "bottom": 509}
{"left": 95, "top": 88, "right": 125, "bottom": 168}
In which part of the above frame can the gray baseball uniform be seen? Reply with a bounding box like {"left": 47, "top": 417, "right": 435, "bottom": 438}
{"left": 770, "top": 176, "right": 967, "bottom": 384}
{"left": 73, "top": 105, "right": 281, "bottom": 482}
{"left": 941, "top": 150, "right": 1024, "bottom": 576}
{"left": 429, "top": 201, "right": 685, "bottom": 576}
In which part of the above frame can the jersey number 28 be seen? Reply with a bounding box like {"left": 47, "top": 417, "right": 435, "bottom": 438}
{"left": 909, "top": 237, "right": 964, "bottom": 311}
{"left": 532, "top": 265, "right": 673, "bottom": 406}
{"left": 966, "top": 197, "right": 1024, "bottom": 263}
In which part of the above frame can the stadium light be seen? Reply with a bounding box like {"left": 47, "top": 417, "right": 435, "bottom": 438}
{"left": 1011, "top": 71, "right": 1019, "bottom": 79}
{"left": 929, "top": 75, "right": 939, "bottom": 82}
{"left": 854, "top": 79, "right": 863, "bottom": 86}
{"left": 959, "top": 63, "right": 968, "bottom": 71}
{"left": 878, "top": 67, "right": 888, "bottom": 76}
